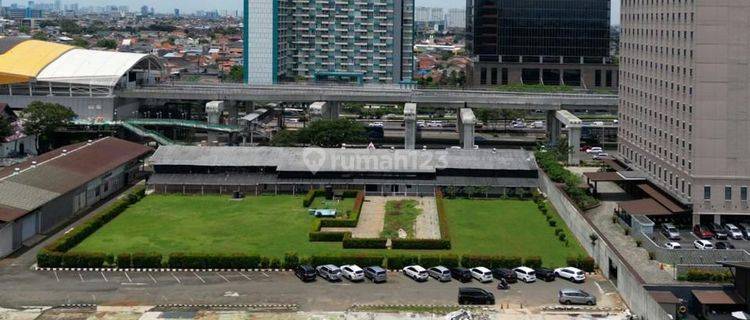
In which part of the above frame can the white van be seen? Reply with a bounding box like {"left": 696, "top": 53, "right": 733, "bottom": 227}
{"left": 513, "top": 266, "right": 537, "bottom": 283}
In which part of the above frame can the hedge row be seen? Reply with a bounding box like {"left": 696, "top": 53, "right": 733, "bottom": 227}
{"left": 535, "top": 151, "right": 599, "bottom": 210}
{"left": 566, "top": 256, "right": 596, "bottom": 272}
{"left": 302, "top": 189, "right": 325, "bottom": 207}
{"left": 391, "top": 239, "right": 451, "bottom": 250}
{"left": 342, "top": 233, "right": 387, "bottom": 249}
{"left": 309, "top": 230, "right": 349, "bottom": 242}
{"left": 679, "top": 269, "right": 733, "bottom": 282}
{"left": 37, "top": 186, "right": 147, "bottom": 268}
{"left": 318, "top": 191, "right": 365, "bottom": 228}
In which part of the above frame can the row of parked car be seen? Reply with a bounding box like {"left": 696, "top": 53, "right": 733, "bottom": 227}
{"left": 662, "top": 222, "right": 750, "bottom": 241}
{"left": 456, "top": 287, "right": 597, "bottom": 306}
{"left": 295, "top": 264, "right": 587, "bottom": 284}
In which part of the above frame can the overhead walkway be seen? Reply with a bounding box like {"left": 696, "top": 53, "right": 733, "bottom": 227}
{"left": 120, "top": 121, "right": 174, "bottom": 145}
{"left": 125, "top": 119, "right": 243, "bottom": 133}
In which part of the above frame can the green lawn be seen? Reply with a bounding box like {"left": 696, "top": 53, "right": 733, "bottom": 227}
{"left": 381, "top": 200, "right": 421, "bottom": 239}
{"left": 309, "top": 197, "right": 355, "bottom": 218}
{"left": 73, "top": 195, "right": 585, "bottom": 266}
{"left": 443, "top": 199, "right": 586, "bottom": 266}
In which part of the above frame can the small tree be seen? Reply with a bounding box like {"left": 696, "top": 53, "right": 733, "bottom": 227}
{"left": 95, "top": 39, "right": 117, "bottom": 50}
{"left": 22, "top": 101, "right": 76, "bottom": 151}
{"left": 444, "top": 186, "right": 460, "bottom": 199}
{"left": 0, "top": 117, "right": 12, "bottom": 140}
{"left": 227, "top": 65, "right": 243, "bottom": 82}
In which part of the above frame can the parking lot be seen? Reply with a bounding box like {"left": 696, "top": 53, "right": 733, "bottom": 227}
{"left": 652, "top": 227, "right": 750, "bottom": 251}
{"left": 0, "top": 269, "right": 624, "bottom": 311}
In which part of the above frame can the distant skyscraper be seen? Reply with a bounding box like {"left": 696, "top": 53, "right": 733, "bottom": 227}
{"left": 428, "top": 7, "right": 443, "bottom": 22}
{"left": 415, "top": 6, "right": 430, "bottom": 22}
{"left": 174, "top": 8, "right": 179, "bottom": 17}
{"left": 243, "top": 0, "right": 415, "bottom": 85}
{"left": 445, "top": 8, "right": 465, "bottom": 29}
{"left": 140, "top": 5, "right": 148, "bottom": 16}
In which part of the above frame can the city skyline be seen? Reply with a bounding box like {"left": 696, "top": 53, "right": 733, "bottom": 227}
{"left": 5, "top": 0, "right": 622, "bottom": 25}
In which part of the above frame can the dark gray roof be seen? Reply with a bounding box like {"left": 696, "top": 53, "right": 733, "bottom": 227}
{"left": 150, "top": 146, "right": 538, "bottom": 173}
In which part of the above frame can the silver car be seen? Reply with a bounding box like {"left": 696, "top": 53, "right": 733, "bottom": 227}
{"left": 558, "top": 288, "right": 596, "bottom": 305}
{"left": 428, "top": 266, "right": 452, "bottom": 282}
{"left": 316, "top": 265, "right": 342, "bottom": 282}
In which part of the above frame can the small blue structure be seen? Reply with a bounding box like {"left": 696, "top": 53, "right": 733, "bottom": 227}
{"left": 309, "top": 209, "right": 337, "bottom": 218}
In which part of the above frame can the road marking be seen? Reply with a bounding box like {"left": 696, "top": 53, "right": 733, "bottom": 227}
{"left": 124, "top": 271, "right": 132, "bottom": 283}
{"left": 78, "top": 272, "right": 85, "bottom": 282}
{"left": 148, "top": 273, "right": 157, "bottom": 284}
{"left": 53, "top": 270, "right": 60, "bottom": 282}
{"left": 216, "top": 272, "right": 230, "bottom": 283}
{"left": 193, "top": 272, "right": 206, "bottom": 283}
{"left": 594, "top": 281, "right": 604, "bottom": 294}
{"left": 170, "top": 272, "right": 181, "bottom": 284}
{"left": 261, "top": 272, "right": 269, "bottom": 278}
{"left": 239, "top": 272, "right": 252, "bottom": 281}
{"left": 101, "top": 271, "right": 108, "bottom": 282}
{"left": 121, "top": 282, "right": 147, "bottom": 286}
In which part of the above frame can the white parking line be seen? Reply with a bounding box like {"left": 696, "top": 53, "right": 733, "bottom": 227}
{"left": 53, "top": 270, "right": 60, "bottom": 282}
{"left": 216, "top": 272, "right": 230, "bottom": 283}
{"left": 239, "top": 272, "right": 252, "bottom": 281}
{"left": 124, "top": 271, "right": 132, "bottom": 283}
{"left": 170, "top": 272, "right": 181, "bottom": 284}
{"left": 78, "top": 272, "right": 84, "bottom": 282}
{"left": 193, "top": 272, "right": 206, "bottom": 283}
{"left": 261, "top": 272, "right": 269, "bottom": 278}
{"left": 148, "top": 273, "right": 157, "bottom": 284}
{"left": 100, "top": 271, "right": 108, "bottom": 282}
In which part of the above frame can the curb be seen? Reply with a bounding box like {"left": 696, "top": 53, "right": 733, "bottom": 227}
{"left": 541, "top": 305, "right": 624, "bottom": 312}
{"left": 155, "top": 304, "right": 298, "bottom": 309}
{"left": 36, "top": 267, "right": 295, "bottom": 273}
{"left": 59, "top": 304, "right": 97, "bottom": 308}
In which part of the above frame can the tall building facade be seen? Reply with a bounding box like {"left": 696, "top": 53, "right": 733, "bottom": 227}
{"left": 466, "top": 0, "right": 616, "bottom": 89}
{"left": 619, "top": 0, "right": 750, "bottom": 224}
{"left": 243, "top": 0, "right": 415, "bottom": 85}
{"left": 445, "top": 8, "right": 465, "bottom": 29}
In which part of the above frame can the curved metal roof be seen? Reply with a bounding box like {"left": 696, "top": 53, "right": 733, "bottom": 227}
{"left": 0, "top": 40, "right": 73, "bottom": 84}
{"left": 36, "top": 49, "right": 162, "bottom": 87}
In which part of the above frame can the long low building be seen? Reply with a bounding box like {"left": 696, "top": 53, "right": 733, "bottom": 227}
{"left": 148, "top": 146, "right": 539, "bottom": 196}
{"left": 0, "top": 137, "right": 152, "bottom": 257}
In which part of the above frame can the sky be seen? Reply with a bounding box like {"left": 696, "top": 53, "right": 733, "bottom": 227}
{"left": 38, "top": 0, "right": 621, "bottom": 25}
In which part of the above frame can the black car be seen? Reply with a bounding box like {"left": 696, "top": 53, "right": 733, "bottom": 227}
{"left": 491, "top": 268, "right": 518, "bottom": 283}
{"left": 450, "top": 267, "right": 472, "bottom": 283}
{"left": 458, "top": 287, "right": 495, "bottom": 305}
{"left": 295, "top": 265, "right": 317, "bottom": 282}
{"left": 709, "top": 223, "right": 729, "bottom": 240}
{"left": 716, "top": 242, "right": 736, "bottom": 250}
{"left": 535, "top": 268, "right": 556, "bottom": 282}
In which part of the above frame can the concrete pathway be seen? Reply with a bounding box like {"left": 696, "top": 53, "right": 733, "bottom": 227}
{"left": 353, "top": 196, "right": 387, "bottom": 238}
{"left": 415, "top": 197, "right": 440, "bottom": 239}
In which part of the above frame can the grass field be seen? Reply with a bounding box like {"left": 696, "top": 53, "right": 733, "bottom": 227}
{"left": 381, "top": 200, "right": 421, "bottom": 239}
{"left": 73, "top": 195, "right": 585, "bottom": 266}
{"left": 309, "top": 197, "right": 356, "bottom": 218}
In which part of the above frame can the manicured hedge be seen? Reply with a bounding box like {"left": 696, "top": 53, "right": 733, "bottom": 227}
{"left": 524, "top": 256, "right": 543, "bottom": 269}
{"left": 317, "top": 191, "right": 365, "bottom": 228}
{"left": 386, "top": 255, "right": 420, "bottom": 269}
{"left": 37, "top": 249, "right": 63, "bottom": 268}
{"left": 681, "top": 269, "right": 733, "bottom": 282}
{"left": 309, "top": 231, "right": 350, "bottom": 242}
{"left": 61, "top": 252, "right": 107, "bottom": 268}
{"left": 419, "top": 254, "right": 460, "bottom": 268}
{"left": 131, "top": 252, "right": 163, "bottom": 268}
{"left": 303, "top": 189, "right": 324, "bottom": 207}
{"left": 566, "top": 256, "right": 596, "bottom": 272}
{"left": 117, "top": 253, "right": 132, "bottom": 268}
{"left": 391, "top": 239, "right": 451, "bottom": 250}
{"left": 342, "top": 234, "right": 387, "bottom": 249}
{"left": 168, "top": 253, "right": 263, "bottom": 269}
{"left": 309, "top": 254, "right": 385, "bottom": 267}
{"left": 461, "top": 255, "right": 523, "bottom": 269}
{"left": 435, "top": 190, "right": 451, "bottom": 242}
{"left": 535, "top": 151, "right": 599, "bottom": 210}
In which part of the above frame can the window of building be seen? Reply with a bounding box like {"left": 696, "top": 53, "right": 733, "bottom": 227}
{"left": 480, "top": 68, "right": 487, "bottom": 85}
{"left": 741, "top": 187, "right": 748, "bottom": 201}
{"left": 725, "top": 186, "right": 732, "bottom": 201}
{"left": 704, "top": 186, "right": 711, "bottom": 200}
{"left": 491, "top": 68, "right": 498, "bottom": 85}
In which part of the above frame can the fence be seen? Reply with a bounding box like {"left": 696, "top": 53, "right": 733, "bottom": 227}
{"left": 539, "top": 171, "right": 670, "bottom": 320}
{"left": 634, "top": 230, "right": 750, "bottom": 266}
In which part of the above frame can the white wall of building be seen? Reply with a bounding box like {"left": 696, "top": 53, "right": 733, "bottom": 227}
{"left": 245, "top": 0, "right": 276, "bottom": 85}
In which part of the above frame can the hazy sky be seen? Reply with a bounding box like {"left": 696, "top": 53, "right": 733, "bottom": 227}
{"left": 35, "top": 0, "right": 621, "bottom": 25}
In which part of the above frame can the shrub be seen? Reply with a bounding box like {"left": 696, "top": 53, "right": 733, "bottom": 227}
{"left": 635, "top": 239, "right": 643, "bottom": 247}
{"left": 117, "top": 253, "right": 132, "bottom": 268}
{"left": 461, "top": 255, "right": 496, "bottom": 268}
{"left": 62, "top": 252, "right": 106, "bottom": 268}
{"left": 558, "top": 233, "right": 567, "bottom": 242}
{"left": 386, "top": 255, "right": 420, "bottom": 269}
{"left": 309, "top": 231, "right": 349, "bottom": 242}
{"left": 624, "top": 228, "right": 631, "bottom": 236}
{"left": 548, "top": 220, "right": 557, "bottom": 227}
{"left": 566, "top": 256, "right": 596, "bottom": 272}
{"left": 391, "top": 239, "right": 451, "bottom": 250}
{"left": 524, "top": 256, "right": 543, "bottom": 269}
{"left": 131, "top": 252, "right": 162, "bottom": 268}
{"left": 309, "top": 254, "right": 385, "bottom": 267}
{"left": 648, "top": 251, "right": 655, "bottom": 260}
{"left": 494, "top": 256, "right": 523, "bottom": 269}
{"left": 418, "top": 254, "right": 460, "bottom": 268}
{"left": 435, "top": 190, "right": 452, "bottom": 243}
{"left": 303, "top": 189, "right": 324, "bottom": 207}
{"left": 342, "top": 234, "right": 387, "bottom": 249}
{"left": 167, "top": 253, "right": 263, "bottom": 269}
{"left": 283, "top": 252, "right": 300, "bottom": 269}
{"left": 685, "top": 269, "right": 733, "bottom": 282}
{"left": 438, "top": 254, "right": 461, "bottom": 268}
{"left": 555, "top": 228, "right": 564, "bottom": 236}
{"left": 37, "top": 249, "right": 63, "bottom": 268}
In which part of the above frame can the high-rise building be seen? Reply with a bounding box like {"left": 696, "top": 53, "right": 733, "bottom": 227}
{"left": 243, "top": 0, "right": 415, "bottom": 85}
{"left": 174, "top": 8, "right": 179, "bottom": 17}
{"left": 415, "top": 6, "right": 430, "bottom": 23}
{"left": 445, "top": 8, "right": 465, "bottom": 29}
{"left": 619, "top": 0, "right": 750, "bottom": 224}
{"left": 428, "top": 7, "right": 443, "bottom": 23}
{"left": 466, "top": 0, "right": 616, "bottom": 89}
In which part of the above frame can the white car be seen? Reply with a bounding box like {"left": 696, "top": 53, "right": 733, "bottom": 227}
{"left": 340, "top": 265, "right": 365, "bottom": 282}
{"left": 426, "top": 121, "right": 443, "bottom": 128}
{"left": 725, "top": 224, "right": 744, "bottom": 240}
{"left": 554, "top": 267, "right": 586, "bottom": 282}
{"left": 403, "top": 265, "right": 429, "bottom": 282}
{"left": 593, "top": 153, "right": 610, "bottom": 160}
{"left": 665, "top": 242, "right": 682, "bottom": 250}
{"left": 470, "top": 267, "right": 493, "bottom": 283}
{"left": 368, "top": 122, "right": 384, "bottom": 128}
{"left": 586, "top": 147, "right": 604, "bottom": 154}
{"left": 694, "top": 240, "right": 714, "bottom": 250}
{"left": 513, "top": 266, "right": 537, "bottom": 283}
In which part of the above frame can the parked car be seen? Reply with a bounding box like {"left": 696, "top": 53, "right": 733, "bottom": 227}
{"left": 428, "top": 266, "right": 452, "bottom": 282}
{"left": 364, "top": 266, "right": 387, "bottom": 283}
{"left": 665, "top": 242, "right": 682, "bottom": 250}
{"left": 593, "top": 153, "right": 610, "bottom": 160}
{"left": 725, "top": 223, "right": 744, "bottom": 240}
{"left": 458, "top": 287, "right": 495, "bottom": 305}
{"left": 513, "top": 267, "right": 537, "bottom": 283}
{"left": 586, "top": 147, "right": 604, "bottom": 154}
{"left": 403, "top": 265, "right": 429, "bottom": 282}
{"left": 559, "top": 288, "right": 597, "bottom": 306}
{"left": 316, "top": 265, "right": 342, "bottom": 281}
{"left": 470, "top": 267, "right": 493, "bottom": 283}
{"left": 294, "top": 265, "right": 317, "bottom": 282}
{"left": 708, "top": 223, "right": 729, "bottom": 240}
{"left": 693, "top": 225, "right": 714, "bottom": 239}
{"left": 716, "top": 242, "right": 736, "bottom": 250}
{"left": 368, "top": 122, "right": 384, "bottom": 128}
{"left": 739, "top": 223, "right": 750, "bottom": 240}
{"left": 491, "top": 268, "right": 518, "bottom": 283}
{"left": 535, "top": 268, "right": 556, "bottom": 282}
{"left": 694, "top": 240, "right": 714, "bottom": 250}
{"left": 661, "top": 223, "right": 681, "bottom": 240}
{"left": 340, "top": 265, "right": 365, "bottom": 282}
{"left": 451, "top": 267, "right": 473, "bottom": 283}
{"left": 554, "top": 267, "right": 586, "bottom": 283}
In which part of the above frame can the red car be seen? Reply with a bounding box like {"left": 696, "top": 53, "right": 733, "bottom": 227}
{"left": 693, "top": 225, "right": 714, "bottom": 240}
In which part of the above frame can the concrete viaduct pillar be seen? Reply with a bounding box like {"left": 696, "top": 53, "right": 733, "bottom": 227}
{"left": 206, "top": 100, "right": 224, "bottom": 145}
{"left": 309, "top": 101, "right": 341, "bottom": 122}
{"left": 547, "top": 110, "right": 583, "bottom": 165}
{"left": 404, "top": 103, "right": 417, "bottom": 150}
{"left": 458, "top": 108, "right": 476, "bottom": 150}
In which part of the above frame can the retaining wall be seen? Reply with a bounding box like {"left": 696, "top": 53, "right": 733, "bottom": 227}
{"left": 539, "top": 171, "right": 670, "bottom": 320}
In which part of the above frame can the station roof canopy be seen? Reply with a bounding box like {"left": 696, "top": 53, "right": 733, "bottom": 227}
{"left": 637, "top": 183, "right": 687, "bottom": 213}
{"left": 0, "top": 39, "right": 73, "bottom": 84}
{"left": 619, "top": 198, "right": 672, "bottom": 216}
{"left": 692, "top": 290, "right": 745, "bottom": 305}
{"left": 36, "top": 49, "right": 161, "bottom": 87}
